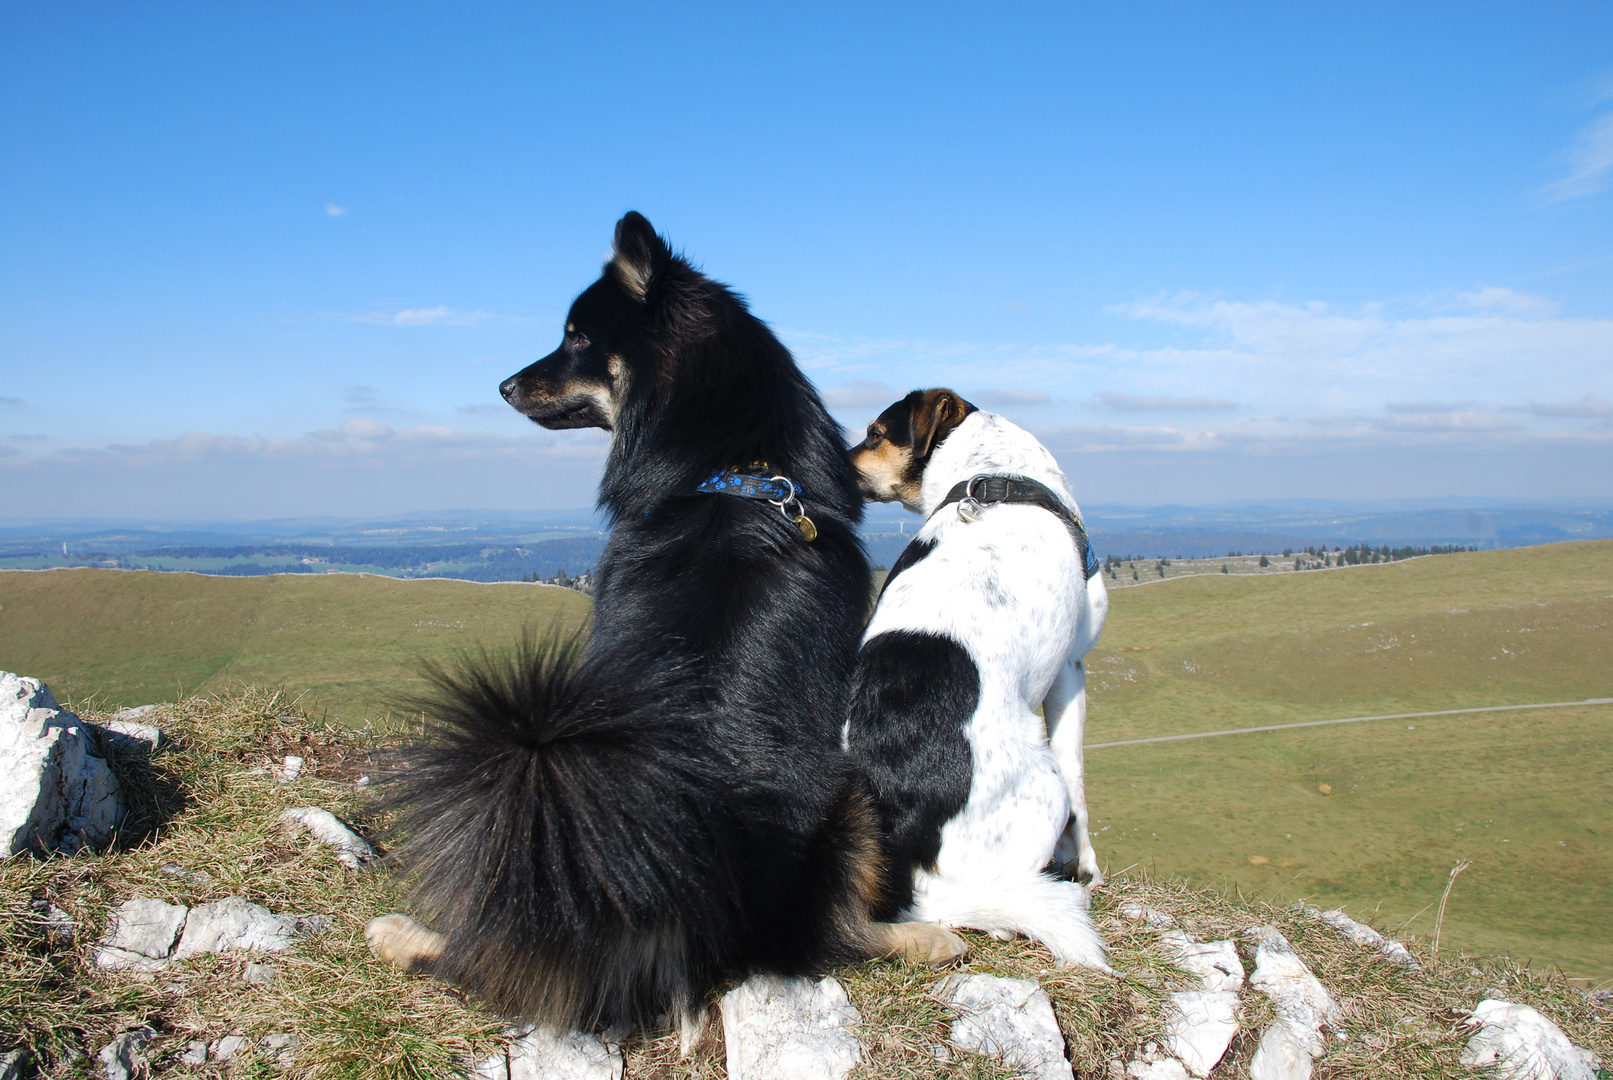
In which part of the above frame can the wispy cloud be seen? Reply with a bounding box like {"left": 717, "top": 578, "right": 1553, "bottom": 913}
{"left": 785, "top": 288, "right": 1612, "bottom": 458}
{"left": 0, "top": 422, "right": 612, "bottom": 517}
{"left": 342, "top": 384, "right": 383, "bottom": 409}
{"left": 3, "top": 420, "right": 609, "bottom": 468}
{"left": 1383, "top": 400, "right": 1475, "bottom": 415}
{"left": 1539, "top": 106, "right": 1613, "bottom": 204}
{"left": 823, "top": 379, "right": 904, "bottom": 408}
{"left": 1091, "top": 391, "right": 1238, "bottom": 412}
{"left": 325, "top": 202, "right": 349, "bottom": 217}
{"left": 1373, "top": 408, "right": 1517, "bottom": 433}
{"left": 1514, "top": 393, "right": 1613, "bottom": 418}
{"left": 327, "top": 306, "right": 492, "bottom": 327}
{"left": 975, "top": 387, "right": 1051, "bottom": 407}
{"left": 0, "top": 396, "right": 25, "bottom": 407}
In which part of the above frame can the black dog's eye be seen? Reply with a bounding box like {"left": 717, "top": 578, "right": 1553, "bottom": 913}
{"left": 865, "top": 430, "right": 885, "bottom": 447}
{"left": 572, "top": 334, "right": 590, "bottom": 350}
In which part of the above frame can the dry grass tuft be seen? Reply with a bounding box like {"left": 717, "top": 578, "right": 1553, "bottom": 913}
{"left": 2, "top": 688, "right": 1608, "bottom": 1078}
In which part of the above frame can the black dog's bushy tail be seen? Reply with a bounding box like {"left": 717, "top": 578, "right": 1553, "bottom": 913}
{"left": 388, "top": 632, "right": 739, "bottom": 1030}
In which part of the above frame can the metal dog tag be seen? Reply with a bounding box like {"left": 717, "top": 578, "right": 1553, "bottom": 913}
{"left": 793, "top": 514, "right": 819, "bottom": 541}
{"left": 957, "top": 497, "right": 984, "bottom": 523}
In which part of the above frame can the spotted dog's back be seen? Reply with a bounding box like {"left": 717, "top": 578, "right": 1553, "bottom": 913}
{"left": 847, "top": 396, "right": 1108, "bottom": 968}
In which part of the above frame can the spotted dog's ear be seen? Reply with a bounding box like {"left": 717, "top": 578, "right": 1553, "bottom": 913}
{"left": 610, "top": 211, "right": 670, "bottom": 301}
{"left": 909, "top": 389, "right": 978, "bottom": 460}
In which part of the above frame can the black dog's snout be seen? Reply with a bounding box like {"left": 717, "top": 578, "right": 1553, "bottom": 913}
{"left": 499, "top": 375, "right": 518, "bottom": 401}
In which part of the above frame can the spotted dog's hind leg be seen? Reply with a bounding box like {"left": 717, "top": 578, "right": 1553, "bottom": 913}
{"left": 1044, "top": 658, "right": 1102, "bottom": 886}
{"left": 365, "top": 913, "right": 445, "bottom": 973}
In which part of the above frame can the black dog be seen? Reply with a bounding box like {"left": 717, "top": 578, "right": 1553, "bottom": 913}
{"left": 366, "top": 213, "right": 963, "bottom": 1037}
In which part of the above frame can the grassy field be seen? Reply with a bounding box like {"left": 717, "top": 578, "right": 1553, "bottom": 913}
{"left": 2, "top": 542, "right": 1609, "bottom": 985}
{"left": 0, "top": 569, "right": 590, "bottom": 727}
{"left": 1084, "top": 540, "right": 1613, "bottom": 982}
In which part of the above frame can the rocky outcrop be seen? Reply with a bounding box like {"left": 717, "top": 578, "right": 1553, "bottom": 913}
{"left": 279, "top": 806, "right": 378, "bottom": 869}
{"left": 1460, "top": 999, "right": 1602, "bottom": 1080}
{"left": 96, "top": 1028, "right": 154, "bottom": 1080}
{"left": 722, "top": 975, "right": 863, "bottom": 1080}
{"left": 0, "top": 672, "right": 123, "bottom": 856}
{"left": 1245, "top": 925, "right": 1339, "bottom": 1080}
{"left": 472, "top": 1027, "right": 624, "bottom": 1080}
{"left": 941, "top": 974, "right": 1073, "bottom": 1080}
{"left": 93, "top": 895, "right": 324, "bottom": 971}
{"left": 1308, "top": 906, "right": 1418, "bottom": 969}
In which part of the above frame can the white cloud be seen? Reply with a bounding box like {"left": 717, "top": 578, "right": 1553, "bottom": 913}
{"left": 327, "top": 306, "right": 492, "bottom": 327}
{"left": 1091, "top": 391, "right": 1238, "bottom": 412}
{"left": 1451, "top": 286, "right": 1559, "bottom": 315}
{"left": 1383, "top": 400, "right": 1475, "bottom": 414}
{"left": 0, "top": 422, "right": 611, "bottom": 518}
{"left": 823, "top": 379, "right": 905, "bottom": 408}
{"left": 1373, "top": 410, "right": 1518, "bottom": 434}
{"left": 1516, "top": 393, "right": 1613, "bottom": 418}
{"left": 342, "top": 384, "right": 383, "bottom": 409}
{"left": 1538, "top": 113, "right": 1613, "bottom": 204}
{"left": 325, "top": 202, "right": 349, "bottom": 217}
{"left": 789, "top": 289, "right": 1613, "bottom": 461}
{"left": 975, "top": 387, "right": 1051, "bottom": 406}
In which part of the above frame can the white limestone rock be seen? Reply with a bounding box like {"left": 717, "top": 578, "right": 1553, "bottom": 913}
{"left": 242, "top": 961, "right": 278, "bottom": 984}
{"left": 280, "top": 806, "right": 377, "bottom": 869}
{"left": 1460, "top": 999, "right": 1600, "bottom": 1080}
{"left": 110, "top": 705, "right": 160, "bottom": 722}
{"left": 262, "top": 1033, "right": 299, "bottom": 1067}
{"left": 0, "top": 672, "right": 123, "bottom": 856}
{"left": 178, "top": 1041, "right": 208, "bottom": 1066}
{"left": 1127, "top": 1059, "right": 1191, "bottom": 1080}
{"left": 472, "top": 1027, "right": 625, "bottom": 1080}
{"left": 172, "top": 896, "right": 312, "bottom": 959}
{"left": 1310, "top": 908, "right": 1418, "bottom": 969}
{"left": 722, "top": 974, "right": 862, "bottom": 1080}
{"left": 98, "top": 1028, "right": 154, "bottom": 1080}
{"left": 1118, "top": 902, "right": 1177, "bottom": 929}
{"left": 1250, "top": 1019, "right": 1316, "bottom": 1080}
{"left": 32, "top": 898, "right": 76, "bottom": 945}
{"left": 93, "top": 897, "right": 188, "bottom": 971}
{"left": 98, "top": 716, "right": 164, "bottom": 754}
{"left": 0, "top": 1047, "right": 31, "bottom": 1080}
{"left": 1164, "top": 990, "right": 1239, "bottom": 1077}
{"left": 941, "top": 973, "right": 1072, "bottom": 1080}
{"left": 1160, "top": 931, "right": 1244, "bottom": 992}
{"left": 1245, "top": 926, "right": 1339, "bottom": 1080}
{"left": 209, "top": 1035, "right": 249, "bottom": 1062}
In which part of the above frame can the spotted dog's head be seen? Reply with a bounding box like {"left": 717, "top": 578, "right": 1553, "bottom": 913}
{"left": 498, "top": 212, "right": 670, "bottom": 431}
{"left": 851, "top": 389, "right": 977, "bottom": 509}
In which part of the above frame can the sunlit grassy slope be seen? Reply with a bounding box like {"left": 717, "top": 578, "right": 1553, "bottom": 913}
{"left": 1084, "top": 540, "right": 1613, "bottom": 981}
{"left": 0, "top": 569, "right": 590, "bottom": 726}
{"left": 2, "top": 543, "right": 1609, "bottom": 981}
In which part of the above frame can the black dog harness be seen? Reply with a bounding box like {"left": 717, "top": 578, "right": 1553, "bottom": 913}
{"left": 696, "top": 464, "right": 818, "bottom": 541}
{"left": 936, "top": 474, "right": 1101, "bottom": 579}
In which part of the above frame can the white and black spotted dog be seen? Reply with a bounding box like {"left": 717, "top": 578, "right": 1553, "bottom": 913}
{"left": 845, "top": 388, "right": 1108, "bottom": 968}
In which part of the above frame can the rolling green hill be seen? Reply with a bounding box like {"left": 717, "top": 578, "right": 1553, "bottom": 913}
{"left": 0, "top": 569, "right": 590, "bottom": 726}
{"left": 2, "top": 542, "right": 1609, "bottom": 980}
{"left": 1084, "top": 540, "right": 1613, "bottom": 982}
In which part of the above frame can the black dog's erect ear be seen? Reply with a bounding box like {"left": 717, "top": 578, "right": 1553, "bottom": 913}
{"left": 610, "top": 211, "right": 670, "bottom": 301}
{"left": 910, "top": 388, "right": 978, "bottom": 461}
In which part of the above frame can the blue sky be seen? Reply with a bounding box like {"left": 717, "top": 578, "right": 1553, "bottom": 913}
{"left": 3, "top": 3, "right": 1611, "bottom": 519}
